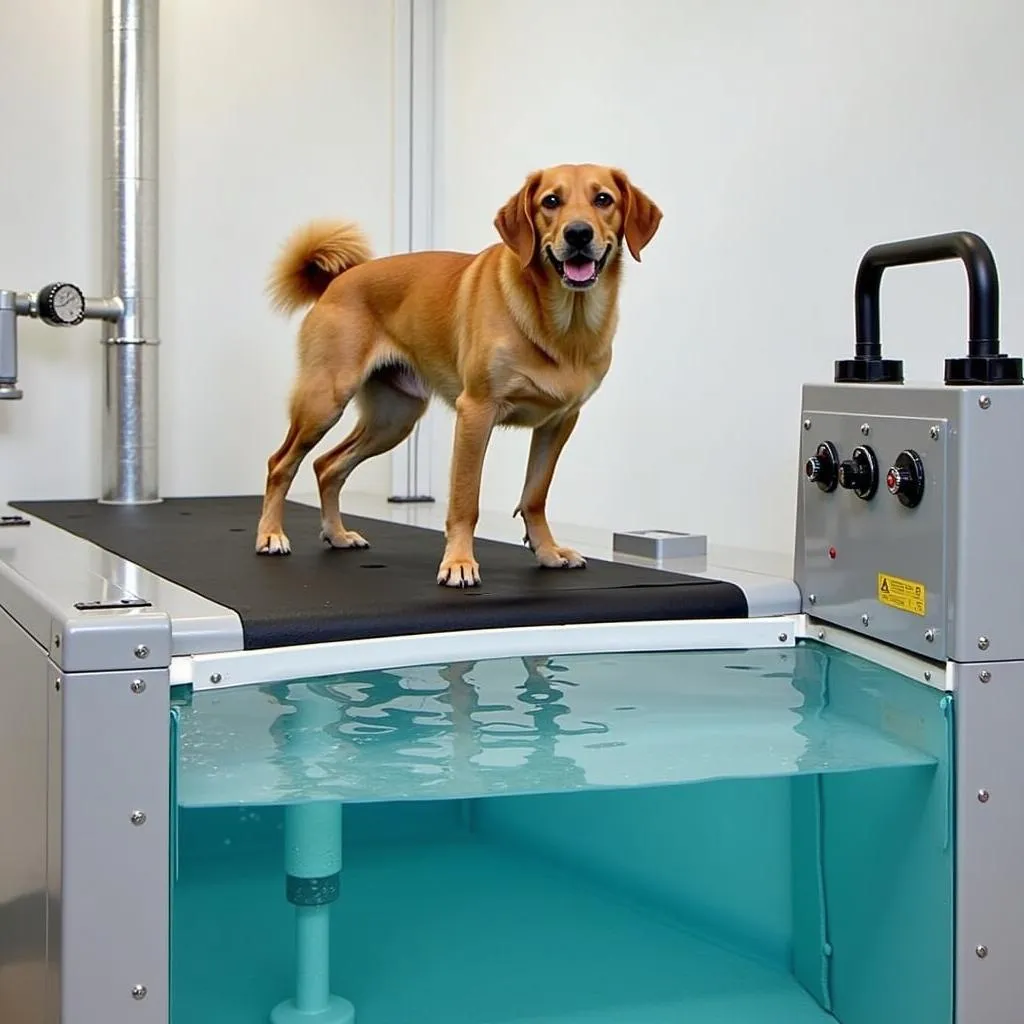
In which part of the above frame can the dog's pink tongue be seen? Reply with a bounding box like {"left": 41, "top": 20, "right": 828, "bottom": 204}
{"left": 564, "top": 259, "right": 595, "bottom": 282}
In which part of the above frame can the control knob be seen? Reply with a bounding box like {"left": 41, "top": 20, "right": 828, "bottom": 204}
{"left": 886, "top": 449, "right": 925, "bottom": 508}
{"left": 37, "top": 282, "right": 85, "bottom": 327}
{"left": 804, "top": 441, "right": 839, "bottom": 493}
{"left": 837, "top": 445, "right": 879, "bottom": 500}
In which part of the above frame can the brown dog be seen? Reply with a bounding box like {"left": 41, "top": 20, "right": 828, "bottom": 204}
{"left": 256, "top": 163, "right": 661, "bottom": 587}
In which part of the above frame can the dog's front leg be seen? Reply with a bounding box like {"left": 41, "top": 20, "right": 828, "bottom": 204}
{"left": 514, "top": 411, "right": 586, "bottom": 570}
{"left": 438, "top": 393, "right": 497, "bottom": 587}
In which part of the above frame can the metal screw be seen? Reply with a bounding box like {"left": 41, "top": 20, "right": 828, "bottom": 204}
{"left": 209, "top": 672, "right": 223, "bottom": 685}
{"left": 817, "top": 630, "right": 825, "bottom": 640}
{"left": 976, "top": 945, "right": 989, "bottom": 959}
{"left": 929, "top": 424, "right": 941, "bottom": 439}
{"left": 134, "top": 644, "right": 149, "bottom": 660}
{"left": 860, "top": 422, "right": 871, "bottom": 436}
{"left": 924, "top": 671, "right": 932, "bottom": 682}
{"left": 978, "top": 790, "right": 990, "bottom": 804}
{"left": 132, "top": 984, "right": 147, "bottom": 1000}
{"left": 53, "top": 634, "right": 61, "bottom": 649}
{"left": 861, "top": 613, "right": 870, "bottom": 626}
{"left": 808, "top": 593, "right": 817, "bottom": 605}
{"left": 979, "top": 395, "right": 991, "bottom": 410}
{"left": 978, "top": 636, "right": 990, "bottom": 651}
{"left": 925, "top": 629, "right": 936, "bottom": 643}
{"left": 130, "top": 810, "right": 147, "bottom": 826}
{"left": 54, "top": 677, "right": 61, "bottom": 692}
{"left": 778, "top": 633, "right": 788, "bottom": 643}
{"left": 130, "top": 679, "right": 146, "bottom": 694}
{"left": 803, "top": 418, "right": 811, "bottom": 431}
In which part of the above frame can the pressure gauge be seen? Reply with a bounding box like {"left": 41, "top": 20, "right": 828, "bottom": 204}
{"left": 37, "top": 282, "right": 86, "bottom": 327}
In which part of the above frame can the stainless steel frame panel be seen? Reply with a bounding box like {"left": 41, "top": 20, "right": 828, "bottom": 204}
{"left": 59, "top": 664, "right": 170, "bottom": 1024}
{"left": 0, "top": 608, "right": 50, "bottom": 1024}
{"left": 953, "top": 658, "right": 1024, "bottom": 1023}
{"left": 949, "top": 389, "right": 1024, "bottom": 663}
{"left": 0, "top": 506, "right": 242, "bottom": 659}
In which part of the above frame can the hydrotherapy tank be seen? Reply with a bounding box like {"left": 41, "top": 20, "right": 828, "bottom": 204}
{"left": 1, "top": 1, "right": 1019, "bottom": 1020}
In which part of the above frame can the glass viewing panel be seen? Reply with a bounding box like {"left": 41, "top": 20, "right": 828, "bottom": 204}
{"left": 170, "top": 641, "right": 954, "bottom": 1024}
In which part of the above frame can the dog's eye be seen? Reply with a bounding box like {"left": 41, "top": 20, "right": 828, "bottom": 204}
{"left": 594, "top": 192, "right": 613, "bottom": 208}
{"left": 541, "top": 194, "right": 561, "bottom": 209}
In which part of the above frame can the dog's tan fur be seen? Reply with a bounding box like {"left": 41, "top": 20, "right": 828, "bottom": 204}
{"left": 256, "top": 163, "right": 662, "bottom": 586}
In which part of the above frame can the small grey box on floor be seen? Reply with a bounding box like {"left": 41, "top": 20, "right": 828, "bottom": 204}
{"left": 612, "top": 529, "right": 708, "bottom": 560}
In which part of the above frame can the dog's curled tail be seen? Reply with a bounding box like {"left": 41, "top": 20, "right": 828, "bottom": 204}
{"left": 266, "top": 219, "right": 373, "bottom": 315}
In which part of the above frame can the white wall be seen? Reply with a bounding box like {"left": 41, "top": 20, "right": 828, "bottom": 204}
{"left": 432, "top": 0, "right": 1024, "bottom": 557}
{"left": 0, "top": 0, "right": 397, "bottom": 504}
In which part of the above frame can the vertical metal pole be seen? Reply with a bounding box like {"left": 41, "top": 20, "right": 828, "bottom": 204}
{"left": 101, "top": 0, "right": 160, "bottom": 504}
{"left": 388, "top": 0, "right": 436, "bottom": 504}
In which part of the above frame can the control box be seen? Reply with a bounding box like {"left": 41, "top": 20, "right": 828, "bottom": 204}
{"left": 792, "top": 230, "right": 1024, "bottom": 663}
{"left": 794, "top": 382, "right": 1024, "bottom": 663}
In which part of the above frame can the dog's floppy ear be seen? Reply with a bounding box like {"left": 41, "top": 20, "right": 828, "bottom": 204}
{"left": 612, "top": 170, "right": 663, "bottom": 262}
{"left": 495, "top": 171, "right": 542, "bottom": 269}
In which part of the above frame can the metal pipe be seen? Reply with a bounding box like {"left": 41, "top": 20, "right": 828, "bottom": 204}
{"left": 0, "top": 292, "right": 22, "bottom": 400}
{"left": 101, "top": 0, "right": 160, "bottom": 504}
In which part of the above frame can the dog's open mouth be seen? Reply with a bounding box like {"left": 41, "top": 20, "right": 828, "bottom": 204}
{"left": 546, "top": 246, "right": 611, "bottom": 289}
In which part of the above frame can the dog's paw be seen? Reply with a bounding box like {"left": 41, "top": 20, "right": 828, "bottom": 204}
{"left": 320, "top": 525, "right": 370, "bottom": 550}
{"left": 437, "top": 556, "right": 481, "bottom": 588}
{"left": 536, "top": 545, "right": 587, "bottom": 570}
{"left": 256, "top": 530, "right": 291, "bottom": 555}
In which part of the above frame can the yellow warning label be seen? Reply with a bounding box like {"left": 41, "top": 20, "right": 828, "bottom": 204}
{"left": 877, "top": 573, "right": 927, "bottom": 617}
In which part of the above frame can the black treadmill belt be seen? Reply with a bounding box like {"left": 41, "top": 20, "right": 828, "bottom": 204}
{"left": 12, "top": 496, "right": 748, "bottom": 650}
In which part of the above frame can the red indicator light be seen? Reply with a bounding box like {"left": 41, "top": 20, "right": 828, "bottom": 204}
{"left": 828, "top": 546, "right": 837, "bottom": 560}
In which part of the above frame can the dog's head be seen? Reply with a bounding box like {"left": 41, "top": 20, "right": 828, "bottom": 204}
{"left": 495, "top": 164, "right": 662, "bottom": 290}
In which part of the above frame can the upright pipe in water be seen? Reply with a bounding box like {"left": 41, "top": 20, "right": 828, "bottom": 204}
{"left": 101, "top": 0, "right": 160, "bottom": 504}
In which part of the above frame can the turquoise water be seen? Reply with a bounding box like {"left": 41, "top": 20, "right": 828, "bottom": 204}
{"left": 170, "top": 641, "right": 954, "bottom": 1024}
{"left": 174, "top": 647, "right": 935, "bottom": 806}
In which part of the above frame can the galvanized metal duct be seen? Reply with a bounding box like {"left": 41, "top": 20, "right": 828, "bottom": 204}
{"left": 101, "top": 0, "right": 160, "bottom": 504}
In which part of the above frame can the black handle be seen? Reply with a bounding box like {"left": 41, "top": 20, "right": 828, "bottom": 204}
{"left": 835, "top": 230, "right": 1021, "bottom": 386}
{"left": 857, "top": 231, "right": 998, "bottom": 359}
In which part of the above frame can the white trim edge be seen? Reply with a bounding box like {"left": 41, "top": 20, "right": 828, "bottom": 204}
{"left": 798, "top": 615, "right": 950, "bottom": 691}
{"left": 172, "top": 616, "right": 799, "bottom": 691}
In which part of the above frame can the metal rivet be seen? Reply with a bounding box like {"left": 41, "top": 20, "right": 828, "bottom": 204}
{"left": 979, "top": 670, "right": 991, "bottom": 683}
{"left": 54, "top": 677, "right": 61, "bottom": 692}
{"left": 777, "top": 633, "right": 788, "bottom": 643}
{"left": 130, "top": 679, "right": 146, "bottom": 694}
{"left": 808, "top": 593, "right": 817, "bottom": 605}
{"left": 860, "top": 423, "right": 871, "bottom": 436}
{"left": 924, "top": 671, "right": 932, "bottom": 681}
{"left": 817, "top": 630, "right": 825, "bottom": 640}
{"left": 978, "top": 636, "right": 990, "bottom": 651}
{"left": 976, "top": 945, "right": 988, "bottom": 959}
{"left": 861, "top": 613, "right": 870, "bottom": 626}
{"left": 925, "top": 629, "right": 936, "bottom": 643}
{"left": 132, "top": 984, "right": 147, "bottom": 1000}
{"left": 130, "top": 810, "right": 147, "bottom": 826}
{"left": 210, "top": 672, "right": 223, "bottom": 685}
{"left": 929, "top": 424, "right": 941, "bottom": 439}
{"left": 803, "top": 418, "right": 811, "bottom": 431}
{"left": 978, "top": 790, "right": 990, "bottom": 804}
{"left": 53, "top": 635, "right": 61, "bottom": 649}
{"left": 134, "top": 644, "right": 149, "bottom": 660}
{"left": 979, "top": 395, "right": 991, "bottom": 410}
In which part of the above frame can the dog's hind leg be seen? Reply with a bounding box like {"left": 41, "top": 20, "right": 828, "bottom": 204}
{"left": 314, "top": 371, "right": 429, "bottom": 549}
{"left": 513, "top": 410, "right": 586, "bottom": 569}
{"left": 256, "top": 375, "right": 351, "bottom": 555}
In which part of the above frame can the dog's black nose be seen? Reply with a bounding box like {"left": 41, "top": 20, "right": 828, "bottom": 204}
{"left": 563, "top": 221, "right": 594, "bottom": 250}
